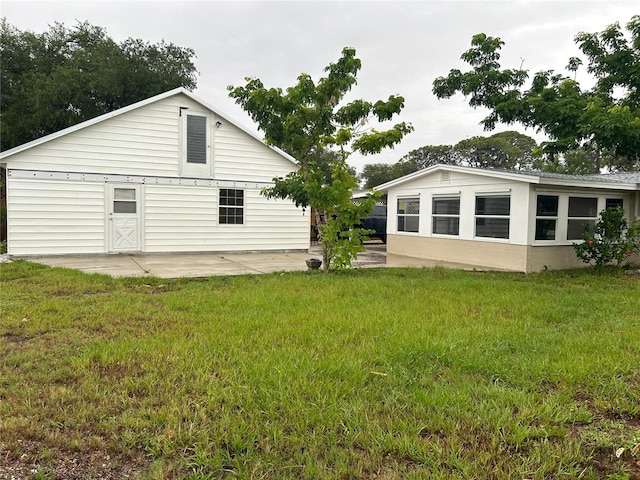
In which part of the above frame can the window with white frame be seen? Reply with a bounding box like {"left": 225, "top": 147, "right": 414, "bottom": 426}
{"left": 432, "top": 196, "right": 460, "bottom": 235}
{"left": 397, "top": 197, "right": 420, "bottom": 233}
{"left": 475, "top": 195, "right": 510, "bottom": 239}
{"left": 535, "top": 195, "right": 559, "bottom": 241}
{"left": 566, "top": 196, "right": 598, "bottom": 240}
{"left": 219, "top": 189, "right": 244, "bottom": 225}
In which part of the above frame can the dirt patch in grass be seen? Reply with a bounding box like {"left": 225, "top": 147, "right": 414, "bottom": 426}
{"left": 588, "top": 444, "right": 640, "bottom": 480}
{"left": 0, "top": 441, "right": 151, "bottom": 480}
{"left": 565, "top": 412, "right": 640, "bottom": 479}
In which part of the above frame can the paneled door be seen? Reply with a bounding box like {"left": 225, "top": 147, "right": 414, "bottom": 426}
{"left": 108, "top": 185, "right": 141, "bottom": 252}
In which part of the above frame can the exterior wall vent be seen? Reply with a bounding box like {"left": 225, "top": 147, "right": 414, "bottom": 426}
{"left": 440, "top": 171, "right": 451, "bottom": 184}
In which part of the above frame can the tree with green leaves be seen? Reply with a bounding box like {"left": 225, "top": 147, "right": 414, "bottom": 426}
{"left": 0, "top": 20, "right": 198, "bottom": 151}
{"left": 228, "top": 47, "right": 413, "bottom": 270}
{"left": 360, "top": 131, "right": 537, "bottom": 188}
{"left": 531, "top": 146, "right": 632, "bottom": 175}
{"left": 456, "top": 130, "right": 537, "bottom": 170}
{"left": 360, "top": 144, "right": 459, "bottom": 188}
{"left": 432, "top": 16, "right": 640, "bottom": 173}
{"left": 360, "top": 163, "right": 396, "bottom": 190}
{"left": 573, "top": 207, "right": 640, "bottom": 270}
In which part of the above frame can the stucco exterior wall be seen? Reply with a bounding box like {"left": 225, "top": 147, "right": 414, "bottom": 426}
{"left": 387, "top": 234, "right": 529, "bottom": 272}
{"left": 525, "top": 245, "right": 588, "bottom": 272}
{"left": 385, "top": 170, "right": 531, "bottom": 245}
{"left": 382, "top": 167, "right": 639, "bottom": 273}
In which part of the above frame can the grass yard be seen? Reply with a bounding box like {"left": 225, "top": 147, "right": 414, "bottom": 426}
{"left": 1, "top": 260, "right": 639, "bottom": 479}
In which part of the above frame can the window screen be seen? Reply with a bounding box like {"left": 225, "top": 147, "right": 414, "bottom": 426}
{"left": 432, "top": 197, "right": 459, "bottom": 235}
{"left": 397, "top": 198, "right": 420, "bottom": 233}
{"left": 567, "top": 197, "right": 598, "bottom": 240}
{"left": 475, "top": 196, "right": 510, "bottom": 239}
{"left": 187, "top": 115, "right": 207, "bottom": 164}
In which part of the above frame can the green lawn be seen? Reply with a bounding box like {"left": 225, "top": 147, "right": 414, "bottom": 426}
{"left": 1, "top": 260, "right": 639, "bottom": 479}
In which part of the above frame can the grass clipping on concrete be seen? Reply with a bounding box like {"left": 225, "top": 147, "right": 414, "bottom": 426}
{"left": 1, "top": 261, "right": 639, "bottom": 479}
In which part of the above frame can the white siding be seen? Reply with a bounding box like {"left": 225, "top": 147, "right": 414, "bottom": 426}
{"left": 144, "top": 185, "right": 308, "bottom": 253}
{"left": 3, "top": 91, "right": 306, "bottom": 256}
{"left": 214, "top": 124, "right": 294, "bottom": 182}
{"left": 6, "top": 101, "right": 180, "bottom": 177}
{"left": 5, "top": 93, "right": 297, "bottom": 182}
{"left": 7, "top": 179, "right": 105, "bottom": 255}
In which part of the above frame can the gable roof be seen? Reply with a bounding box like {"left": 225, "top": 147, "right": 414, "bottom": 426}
{"left": 374, "top": 164, "right": 640, "bottom": 192}
{"left": 0, "top": 87, "right": 297, "bottom": 166}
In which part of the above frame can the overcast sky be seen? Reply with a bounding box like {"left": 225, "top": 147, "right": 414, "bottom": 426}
{"left": 2, "top": 1, "right": 637, "bottom": 172}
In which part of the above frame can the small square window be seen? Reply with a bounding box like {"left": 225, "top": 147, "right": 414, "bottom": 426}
{"left": 536, "top": 195, "right": 558, "bottom": 216}
{"left": 536, "top": 219, "right": 557, "bottom": 241}
{"left": 220, "top": 189, "right": 244, "bottom": 224}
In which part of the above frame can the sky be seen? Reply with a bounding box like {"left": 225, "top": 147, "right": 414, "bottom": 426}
{"left": 1, "top": 0, "right": 637, "bottom": 173}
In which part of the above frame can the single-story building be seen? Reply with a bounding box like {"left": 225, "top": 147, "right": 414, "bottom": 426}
{"left": 374, "top": 164, "right": 640, "bottom": 272}
{"left": 0, "top": 88, "right": 309, "bottom": 256}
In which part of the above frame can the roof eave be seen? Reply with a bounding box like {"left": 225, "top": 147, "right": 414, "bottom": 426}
{"left": 538, "top": 177, "right": 639, "bottom": 190}
{"left": 373, "top": 164, "right": 541, "bottom": 191}
{"left": 373, "top": 164, "right": 640, "bottom": 192}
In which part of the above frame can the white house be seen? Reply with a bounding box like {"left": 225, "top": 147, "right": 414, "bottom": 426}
{"left": 375, "top": 165, "right": 640, "bottom": 272}
{"left": 0, "top": 88, "right": 309, "bottom": 256}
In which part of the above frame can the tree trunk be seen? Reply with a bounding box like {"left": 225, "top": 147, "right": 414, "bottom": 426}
{"left": 318, "top": 209, "right": 330, "bottom": 272}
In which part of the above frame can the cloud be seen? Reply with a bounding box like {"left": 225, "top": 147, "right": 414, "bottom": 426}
{"left": 3, "top": 0, "right": 637, "bottom": 171}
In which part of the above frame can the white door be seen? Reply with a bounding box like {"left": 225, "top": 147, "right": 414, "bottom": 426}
{"left": 108, "top": 185, "right": 141, "bottom": 252}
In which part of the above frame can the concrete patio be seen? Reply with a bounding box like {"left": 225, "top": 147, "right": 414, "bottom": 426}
{"left": 15, "top": 243, "right": 503, "bottom": 278}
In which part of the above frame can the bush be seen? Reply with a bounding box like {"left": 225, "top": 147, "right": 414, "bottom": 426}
{"left": 573, "top": 207, "right": 640, "bottom": 269}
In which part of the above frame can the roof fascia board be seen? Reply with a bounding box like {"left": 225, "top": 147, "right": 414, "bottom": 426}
{"left": 0, "top": 87, "right": 185, "bottom": 159}
{"left": 374, "top": 164, "right": 540, "bottom": 191}
{"left": 374, "top": 164, "right": 639, "bottom": 192}
{"left": 537, "top": 177, "right": 638, "bottom": 190}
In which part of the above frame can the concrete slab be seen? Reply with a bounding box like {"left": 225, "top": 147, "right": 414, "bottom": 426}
{"left": 20, "top": 242, "right": 509, "bottom": 278}
{"left": 26, "top": 251, "right": 315, "bottom": 278}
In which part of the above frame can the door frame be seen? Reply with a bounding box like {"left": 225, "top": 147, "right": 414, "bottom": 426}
{"left": 106, "top": 183, "right": 143, "bottom": 253}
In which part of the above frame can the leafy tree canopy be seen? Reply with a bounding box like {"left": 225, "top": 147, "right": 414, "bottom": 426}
{"left": 0, "top": 19, "right": 198, "bottom": 150}
{"left": 432, "top": 16, "right": 640, "bottom": 172}
{"left": 361, "top": 130, "right": 536, "bottom": 188}
{"left": 228, "top": 47, "right": 413, "bottom": 270}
